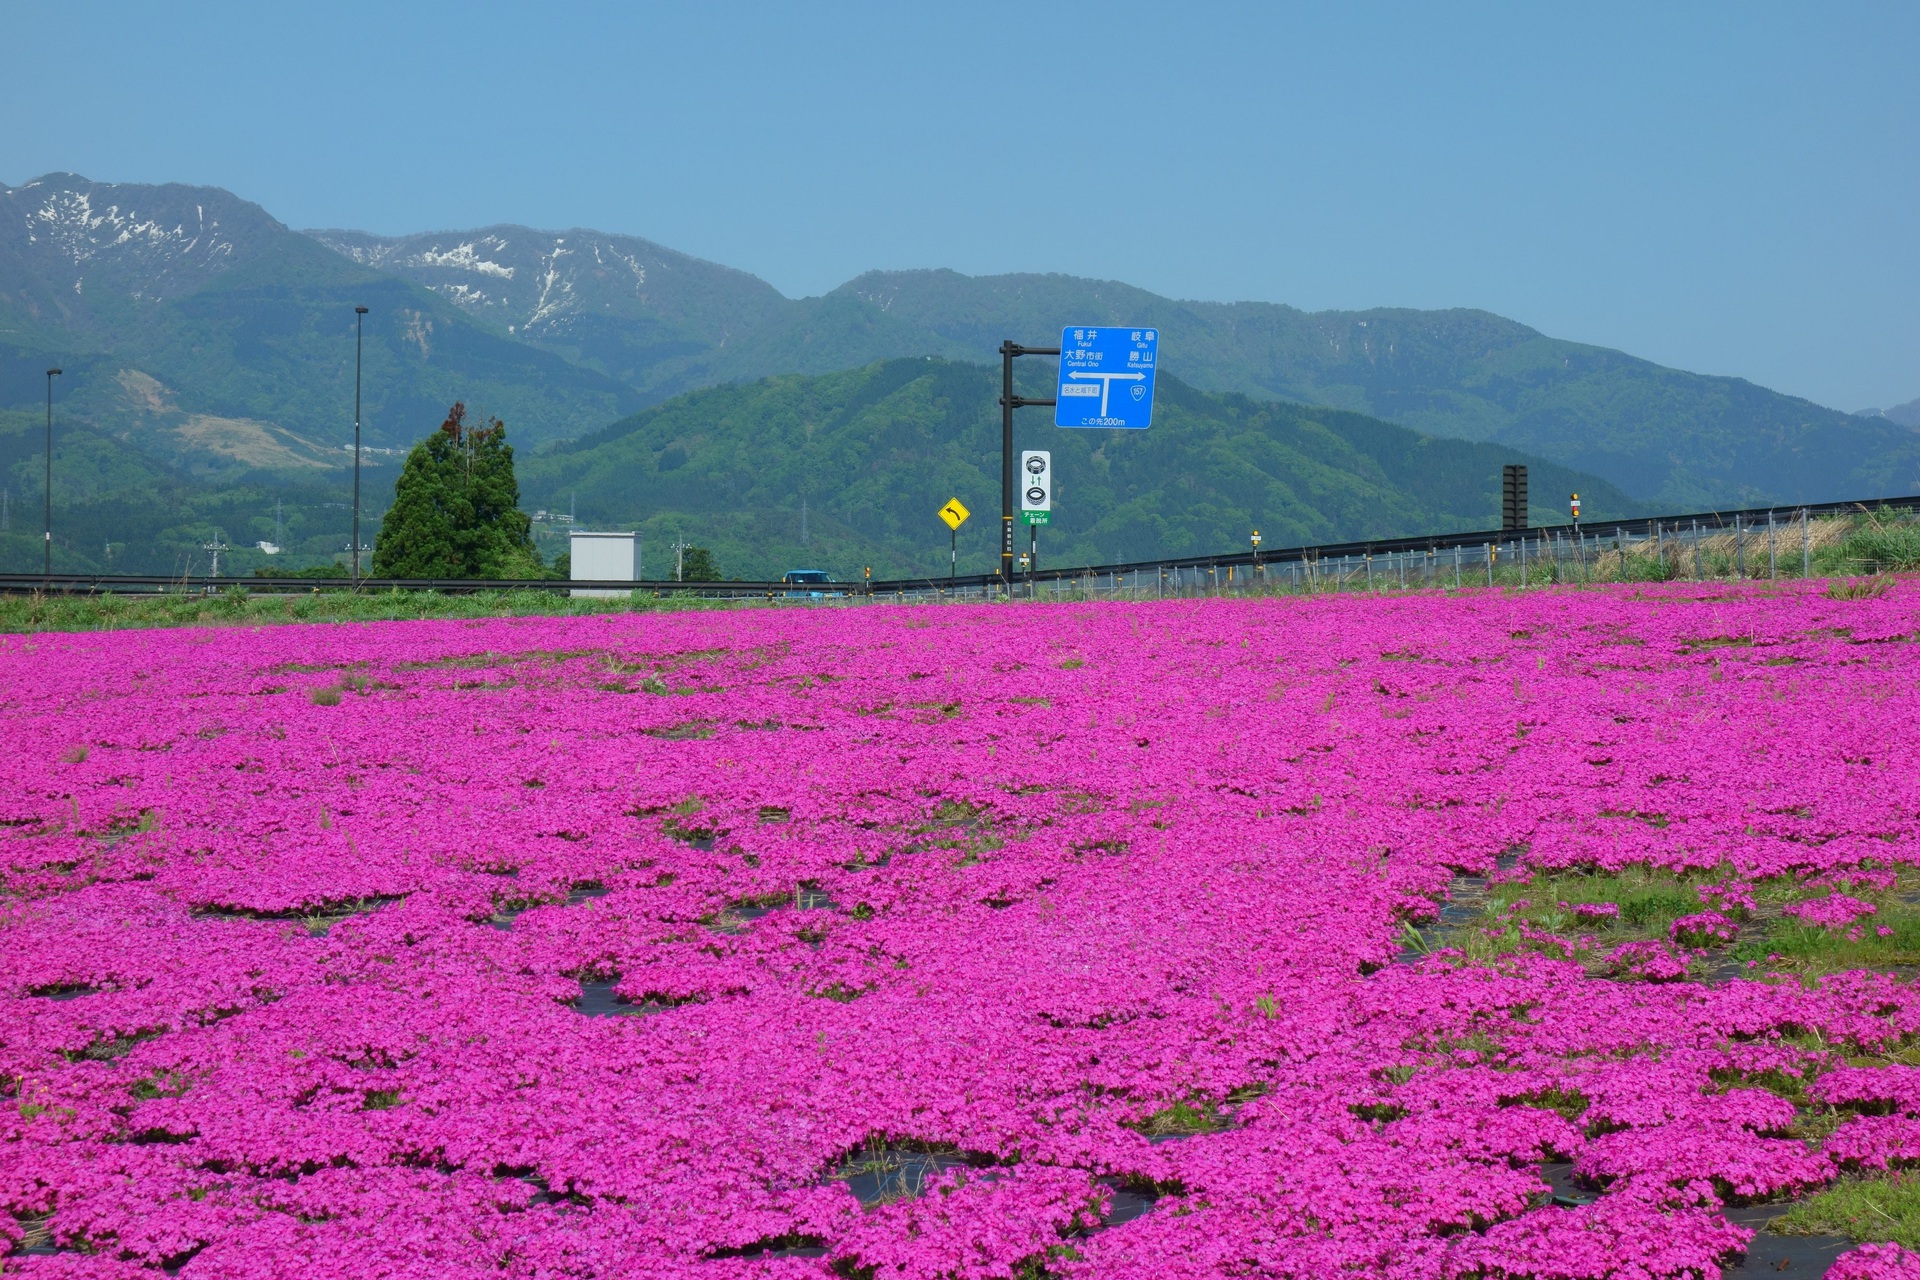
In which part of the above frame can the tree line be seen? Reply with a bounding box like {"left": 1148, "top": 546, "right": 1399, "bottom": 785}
{"left": 373, "top": 404, "right": 719, "bottom": 581}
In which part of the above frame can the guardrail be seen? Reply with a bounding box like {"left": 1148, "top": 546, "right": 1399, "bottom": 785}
{"left": 2, "top": 493, "right": 1914, "bottom": 599}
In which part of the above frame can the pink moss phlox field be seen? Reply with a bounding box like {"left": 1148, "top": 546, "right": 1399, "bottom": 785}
{"left": 5, "top": 581, "right": 1920, "bottom": 1277}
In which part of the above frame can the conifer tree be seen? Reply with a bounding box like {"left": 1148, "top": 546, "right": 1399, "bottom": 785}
{"left": 372, "top": 404, "right": 540, "bottom": 578}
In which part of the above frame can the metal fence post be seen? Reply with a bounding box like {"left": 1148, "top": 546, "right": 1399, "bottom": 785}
{"left": 1768, "top": 510, "right": 1776, "bottom": 579}
{"left": 1693, "top": 519, "right": 1701, "bottom": 579}
{"left": 1801, "top": 509, "right": 1810, "bottom": 578}
{"left": 1735, "top": 516, "right": 1746, "bottom": 579}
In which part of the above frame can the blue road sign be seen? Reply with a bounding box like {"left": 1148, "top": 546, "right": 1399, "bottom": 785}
{"left": 1055, "top": 326, "right": 1158, "bottom": 429}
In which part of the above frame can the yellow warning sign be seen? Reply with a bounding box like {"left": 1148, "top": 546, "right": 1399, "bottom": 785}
{"left": 938, "top": 497, "right": 970, "bottom": 531}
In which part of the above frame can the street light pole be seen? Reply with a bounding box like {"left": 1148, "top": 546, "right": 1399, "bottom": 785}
{"left": 353, "top": 306, "right": 368, "bottom": 585}
{"left": 44, "top": 368, "right": 61, "bottom": 579}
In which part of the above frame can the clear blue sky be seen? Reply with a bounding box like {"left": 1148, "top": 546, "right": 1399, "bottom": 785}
{"left": 2, "top": 2, "right": 1914, "bottom": 411}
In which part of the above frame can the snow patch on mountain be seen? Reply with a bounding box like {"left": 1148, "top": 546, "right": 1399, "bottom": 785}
{"left": 411, "top": 239, "right": 516, "bottom": 279}
{"left": 527, "top": 239, "right": 575, "bottom": 328}
{"left": 4, "top": 178, "right": 246, "bottom": 306}
{"left": 318, "top": 238, "right": 396, "bottom": 267}
{"left": 592, "top": 240, "right": 647, "bottom": 291}
{"left": 30, "top": 188, "right": 229, "bottom": 269}
{"left": 432, "top": 282, "right": 496, "bottom": 308}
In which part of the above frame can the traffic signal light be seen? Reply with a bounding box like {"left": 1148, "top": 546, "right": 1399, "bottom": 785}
{"left": 1501, "top": 465, "right": 1528, "bottom": 531}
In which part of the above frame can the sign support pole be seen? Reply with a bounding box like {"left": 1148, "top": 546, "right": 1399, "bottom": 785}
{"left": 1000, "top": 343, "right": 1013, "bottom": 586}
{"left": 997, "top": 340, "right": 1059, "bottom": 589}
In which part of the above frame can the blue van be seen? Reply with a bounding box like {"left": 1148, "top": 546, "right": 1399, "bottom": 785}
{"left": 781, "top": 569, "right": 835, "bottom": 598}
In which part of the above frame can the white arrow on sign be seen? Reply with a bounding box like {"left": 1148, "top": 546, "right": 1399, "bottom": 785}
{"left": 1065, "top": 370, "right": 1146, "bottom": 418}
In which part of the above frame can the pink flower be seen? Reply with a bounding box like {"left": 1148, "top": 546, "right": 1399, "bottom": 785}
{"left": 1783, "top": 893, "right": 1880, "bottom": 929}
{"left": 1605, "top": 939, "right": 1693, "bottom": 981}
{"left": 1669, "top": 911, "right": 1739, "bottom": 947}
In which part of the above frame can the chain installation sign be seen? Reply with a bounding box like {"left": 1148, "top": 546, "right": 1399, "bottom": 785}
{"left": 1055, "top": 326, "right": 1158, "bottom": 429}
{"left": 1020, "top": 451, "right": 1051, "bottom": 525}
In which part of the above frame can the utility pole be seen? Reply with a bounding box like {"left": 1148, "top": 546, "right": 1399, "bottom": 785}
{"left": 202, "top": 530, "right": 230, "bottom": 578}
{"left": 353, "top": 306, "right": 368, "bottom": 586}
{"left": 44, "top": 368, "right": 61, "bottom": 579}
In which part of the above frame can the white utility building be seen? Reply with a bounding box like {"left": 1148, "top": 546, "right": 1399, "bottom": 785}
{"left": 569, "top": 531, "right": 640, "bottom": 598}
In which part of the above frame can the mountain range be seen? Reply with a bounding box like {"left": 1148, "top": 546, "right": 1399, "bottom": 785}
{"left": 0, "top": 171, "right": 1912, "bottom": 576}
{"left": 1859, "top": 398, "right": 1920, "bottom": 429}
{"left": 312, "top": 226, "right": 1920, "bottom": 510}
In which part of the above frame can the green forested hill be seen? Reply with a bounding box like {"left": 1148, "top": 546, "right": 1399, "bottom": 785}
{"left": 811, "top": 272, "right": 1920, "bottom": 509}
{"left": 0, "top": 359, "right": 1632, "bottom": 579}
{"left": 518, "top": 359, "right": 1636, "bottom": 582}
{"left": 0, "top": 406, "right": 366, "bottom": 576}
